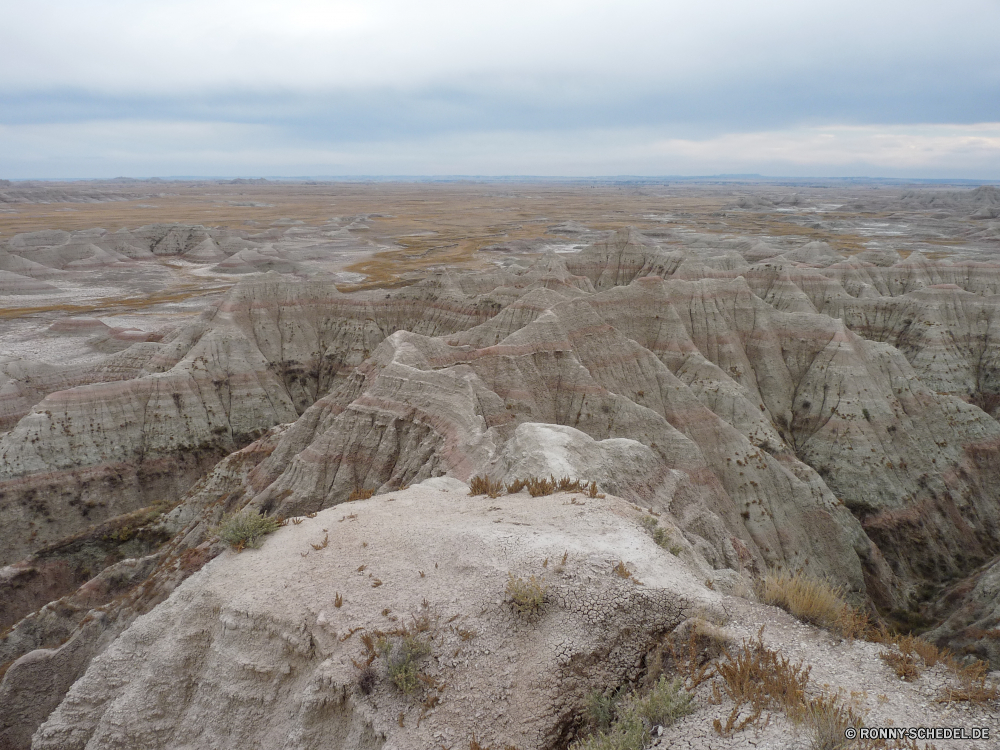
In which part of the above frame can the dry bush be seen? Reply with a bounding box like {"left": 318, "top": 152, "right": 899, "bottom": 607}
{"left": 878, "top": 649, "right": 921, "bottom": 681}
{"left": 506, "top": 573, "right": 547, "bottom": 617}
{"left": 712, "top": 630, "right": 811, "bottom": 736}
{"left": 803, "top": 693, "right": 860, "bottom": 750}
{"left": 647, "top": 618, "right": 729, "bottom": 692}
{"left": 505, "top": 478, "right": 528, "bottom": 494}
{"left": 938, "top": 659, "right": 1000, "bottom": 703}
{"left": 215, "top": 510, "right": 281, "bottom": 552}
{"left": 556, "top": 476, "right": 585, "bottom": 492}
{"left": 588, "top": 481, "right": 604, "bottom": 498}
{"left": 469, "top": 475, "right": 504, "bottom": 498}
{"left": 528, "top": 476, "right": 556, "bottom": 497}
{"left": 759, "top": 570, "right": 856, "bottom": 633}
{"left": 348, "top": 488, "right": 375, "bottom": 501}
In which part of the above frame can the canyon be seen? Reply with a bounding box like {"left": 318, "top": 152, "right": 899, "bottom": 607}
{"left": 1, "top": 179, "right": 1000, "bottom": 749}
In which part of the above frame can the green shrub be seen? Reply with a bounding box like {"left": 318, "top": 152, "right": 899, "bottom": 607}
{"left": 378, "top": 634, "right": 431, "bottom": 693}
{"left": 573, "top": 707, "right": 646, "bottom": 750}
{"left": 635, "top": 676, "right": 693, "bottom": 727}
{"left": 215, "top": 510, "right": 281, "bottom": 551}
{"left": 506, "top": 573, "right": 546, "bottom": 617}
{"left": 575, "top": 678, "right": 693, "bottom": 750}
{"left": 584, "top": 686, "right": 627, "bottom": 733}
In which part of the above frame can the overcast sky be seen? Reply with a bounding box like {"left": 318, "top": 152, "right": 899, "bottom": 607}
{"left": 2, "top": 0, "right": 999, "bottom": 178}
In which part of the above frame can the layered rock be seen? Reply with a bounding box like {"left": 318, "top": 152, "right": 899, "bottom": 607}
{"left": 7, "top": 222, "right": 1000, "bottom": 747}
{"left": 30, "top": 484, "right": 717, "bottom": 750}
{"left": 0, "top": 277, "right": 498, "bottom": 565}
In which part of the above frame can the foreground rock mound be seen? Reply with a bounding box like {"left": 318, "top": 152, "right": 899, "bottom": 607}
{"left": 32, "top": 483, "right": 714, "bottom": 750}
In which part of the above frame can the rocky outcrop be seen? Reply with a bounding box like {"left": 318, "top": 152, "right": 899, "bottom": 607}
{"left": 7, "top": 222, "right": 1000, "bottom": 746}
{"left": 0, "top": 277, "right": 498, "bottom": 565}
{"left": 30, "top": 483, "right": 717, "bottom": 750}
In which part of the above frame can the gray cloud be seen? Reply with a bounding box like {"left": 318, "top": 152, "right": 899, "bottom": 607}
{"left": 2, "top": 0, "right": 999, "bottom": 177}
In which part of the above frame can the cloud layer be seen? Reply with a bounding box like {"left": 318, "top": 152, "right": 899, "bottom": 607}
{"left": 3, "top": 0, "right": 999, "bottom": 177}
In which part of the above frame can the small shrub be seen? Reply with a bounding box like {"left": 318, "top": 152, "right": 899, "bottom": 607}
{"left": 573, "top": 706, "right": 646, "bottom": 750}
{"left": 635, "top": 676, "right": 693, "bottom": 727}
{"left": 378, "top": 634, "right": 431, "bottom": 694}
{"left": 506, "top": 573, "right": 546, "bottom": 617}
{"left": 215, "top": 510, "right": 281, "bottom": 552}
{"left": 470, "top": 475, "right": 504, "bottom": 498}
{"left": 939, "top": 659, "right": 1000, "bottom": 703}
{"left": 348, "top": 488, "right": 375, "bottom": 501}
{"left": 574, "top": 679, "right": 692, "bottom": 750}
{"left": 759, "top": 570, "right": 851, "bottom": 632}
{"left": 879, "top": 648, "right": 921, "bottom": 681}
{"left": 556, "top": 476, "right": 585, "bottom": 492}
{"left": 640, "top": 516, "right": 677, "bottom": 552}
{"left": 712, "top": 630, "right": 810, "bottom": 736}
{"left": 585, "top": 686, "right": 628, "bottom": 733}
{"left": 803, "top": 694, "right": 858, "bottom": 750}
{"left": 505, "top": 478, "right": 528, "bottom": 494}
{"left": 528, "top": 476, "right": 556, "bottom": 497}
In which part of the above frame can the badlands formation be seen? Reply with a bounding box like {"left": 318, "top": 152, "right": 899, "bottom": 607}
{"left": 2, "top": 180, "right": 1000, "bottom": 748}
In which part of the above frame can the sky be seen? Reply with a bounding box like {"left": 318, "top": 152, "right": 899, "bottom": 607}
{"left": 2, "top": 0, "right": 999, "bottom": 179}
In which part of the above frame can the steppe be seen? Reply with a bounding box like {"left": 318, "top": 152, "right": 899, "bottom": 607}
{"left": 2, "top": 177, "right": 1000, "bottom": 749}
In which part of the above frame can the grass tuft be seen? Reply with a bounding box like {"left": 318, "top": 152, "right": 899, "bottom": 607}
{"left": 378, "top": 634, "right": 431, "bottom": 694}
{"left": 470, "top": 475, "right": 505, "bottom": 498}
{"left": 574, "top": 677, "right": 693, "bottom": 750}
{"left": 758, "top": 570, "right": 854, "bottom": 633}
{"left": 215, "top": 510, "right": 281, "bottom": 552}
{"left": 506, "top": 573, "right": 546, "bottom": 617}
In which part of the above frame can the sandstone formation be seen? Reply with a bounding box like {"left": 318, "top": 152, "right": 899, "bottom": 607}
{"left": 5, "top": 203, "right": 1000, "bottom": 748}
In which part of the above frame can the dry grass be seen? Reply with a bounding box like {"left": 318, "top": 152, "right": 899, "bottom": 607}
{"left": 473, "top": 475, "right": 601, "bottom": 499}
{"left": 469, "top": 475, "right": 505, "bottom": 498}
{"left": 938, "top": 659, "right": 1000, "bottom": 703}
{"left": 348, "top": 488, "right": 375, "bottom": 502}
{"left": 758, "top": 570, "right": 856, "bottom": 634}
{"left": 712, "top": 629, "right": 811, "bottom": 735}
{"left": 878, "top": 649, "right": 921, "bottom": 681}
{"left": 803, "top": 693, "right": 860, "bottom": 750}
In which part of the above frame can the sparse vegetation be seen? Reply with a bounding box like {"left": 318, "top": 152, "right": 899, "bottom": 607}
{"left": 214, "top": 510, "right": 281, "bottom": 552}
{"left": 635, "top": 676, "right": 694, "bottom": 727}
{"left": 378, "top": 633, "right": 431, "bottom": 693}
{"left": 505, "top": 573, "right": 547, "bottom": 617}
{"left": 348, "top": 488, "right": 375, "bottom": 501}
{"left": 640, "top": 515, "right": 682, "bottom": 554}
{"left": 528, "top": 476, "right": 556, "bottom": 496}
{"left": 758, "top": 569, "right": 854, "bottom": 633}
{"left": 712, "top": 629, "right": 811, "bottom": 735}
{"left": 473, "top": 474, "right": 602, "bottom": 498}
{"left": 803, "top": 693, "right": 858, "bottom": 750}
{"left": 574, "top": 677, "right": 693, "bottom": 750}
{"left": 470, "top": 475, "right": 505, "bottom": 497}
{"left": 879, "top": 648, "right": 921, "bottom": 681}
